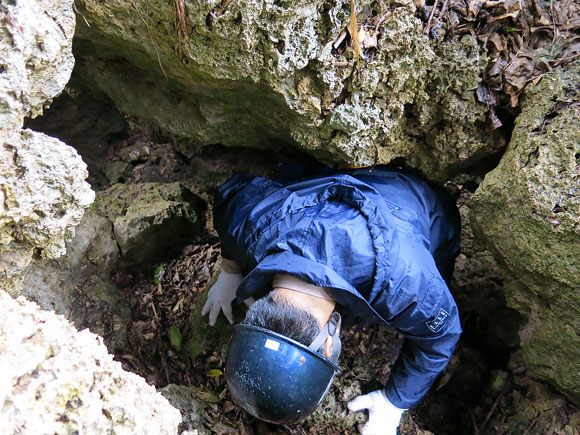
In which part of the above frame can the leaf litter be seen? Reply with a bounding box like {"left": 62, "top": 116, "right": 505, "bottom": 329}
{"left": 428, "top": 0, "right": 580, "bottom": 110}
{"left": 115, "top": 236, "right": 410, "bottom": 433}
{"left": 331, "top": 0, "right": 579, "bottom": 127}
{"left": 117, "top": 242, "right": 221, "bottom": 387}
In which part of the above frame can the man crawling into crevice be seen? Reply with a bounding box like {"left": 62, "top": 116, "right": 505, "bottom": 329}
{"left": 202, "top": 163, "right": 462, "bottom": 435}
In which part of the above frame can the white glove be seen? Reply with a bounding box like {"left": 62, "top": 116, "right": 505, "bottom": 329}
{"left": 202, "top": 267, "right": 244, "bottom": 326}
{"left": 348, "top": 390, "right": 406, "bottom": 435}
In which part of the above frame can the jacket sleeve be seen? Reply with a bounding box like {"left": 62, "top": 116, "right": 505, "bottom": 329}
{"left": 383, "top": 244, "right": 461, "bottom": 409}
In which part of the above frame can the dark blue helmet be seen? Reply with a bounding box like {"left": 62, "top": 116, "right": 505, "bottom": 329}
{"left": 225, "top": 314, "right": 342, "bottom": 424}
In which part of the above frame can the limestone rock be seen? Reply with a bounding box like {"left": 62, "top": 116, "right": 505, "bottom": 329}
{"left": 0, "top": 0, "right": 75, "bottom": 128}
{"left": 470, "top": 60, "right": 580, "bottom": 405}
{"left": 481, "top": 351, "right": 580, "bottom": 433}
{"left": 0, "top": 290, "right": 181, "bottom": 434}
{"left": 0, "top": 129, "right": 95, "bottom": 287}
{"left": 94, "top": 182, "right": 206, "bottom": 272}
{"left": 12, "top": 211, "right": 129, "bottom": 351}
{"left": 11, "top": 182, "right": 207, "bottom": 352}
{"left": 73, "top": 0, "right": 504, "bottom": 182}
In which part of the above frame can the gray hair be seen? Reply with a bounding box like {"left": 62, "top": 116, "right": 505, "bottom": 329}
{"left": 241, "top": 293, "right": 320, "bottom": 346}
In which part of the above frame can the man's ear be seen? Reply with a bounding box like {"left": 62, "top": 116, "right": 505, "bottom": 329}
{"left": 324, "top": 336, "right": 334, "bottom": 358}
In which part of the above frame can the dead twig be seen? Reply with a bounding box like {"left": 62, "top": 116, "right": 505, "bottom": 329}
{"left": 424, "top": 0, "right": 440, "bottom": 34}
{"left": 334, "top": 60, "right": 354, "bottom": 67}
{"left": 350, "top": 0, "right": 360, "bottom": 69}
{"left": 522, "top": 407, "right": 540, "bottom": 435}
{"left": 472, "top": 414, "right": 480, "bottom": 435}
{"left": 72, "top": 3, "right": 91, "bottom": 28}
{"left": 214, "top": 0, "right": 235, "bottom": 18}
{"left": 333, "top": 29, "right": 348, "bottom": 49}
{"left": 374, "top": 10, "right": 394, "bottom": 32}
{"left": 479, "top": 376, "right": 512, "bottom": 431}
{"left": 132, "top": 3, "right": 168, "bottom": 80}
{"left": 431, "top": 0, "right": 451, "bottom": 29}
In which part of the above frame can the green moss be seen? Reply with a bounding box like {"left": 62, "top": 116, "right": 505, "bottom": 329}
{"left": 304, "top": 378, "right": 364, "bottom": 430}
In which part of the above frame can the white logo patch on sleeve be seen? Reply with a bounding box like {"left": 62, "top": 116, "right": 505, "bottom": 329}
{"left": 425, "top": 308, "right": 450, "bottom": 333}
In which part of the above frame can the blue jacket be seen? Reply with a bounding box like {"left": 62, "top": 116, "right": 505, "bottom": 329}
{"left": 214, "top": 166, "right": 462, "bottom": 409}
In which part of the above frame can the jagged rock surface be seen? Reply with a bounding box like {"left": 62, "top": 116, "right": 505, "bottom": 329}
{"left": 0, "top": 290, "right": 181, "bottom": 434}
{"left": 470, "top": 60, "right": 580, "bottom": 405}
{"left": 0, "top": 0, "right": 75, "bottom": 129}
{"left": 160, "top": 384, "right": 208, "bottom": 434}
{"left": 11, "top": 182, "right": 207, "bottom": 352}
{"left": 73, "top": 0, "right": 504, "bottom": 182}
{"left": 94, "top": 182, "right": 206, "bottom": 272}
{"left": 0, "top": 0, "right": 94, "bottom": 289}
{"left": 0, "top": 129, "right": 95, "bottom": 289}
{"left": 11, "top": 210, "right": 129, "bottom": 351}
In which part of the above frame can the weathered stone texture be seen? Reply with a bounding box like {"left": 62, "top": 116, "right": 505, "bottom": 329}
{"left": 160, "top": 384, "right": 208, "bottom": 434}
{"left": 0, "top": 0, "right": 75, "bottom": 128}
{"left": 11, "top": 211, "right": 129, "bottom": 351}
{"left": 95, "top": 182, "right": 205, "bottom": 272}
{"left": 0, "top": 129, "right": 95, "bottom": 287}
{"left": 73, "top": 0, "right": 504, "bottom": 182}
{"left": 0, "top": 290, "right": 181, "bottom": 434}
{"left": 0, "top": 0, "right": 94, "bottom": 290}
{"left": 11, "top": 182, "right": 206, "bottom": 352}
{"left": 470, "top": 60, "right": 580, "bottom": 405}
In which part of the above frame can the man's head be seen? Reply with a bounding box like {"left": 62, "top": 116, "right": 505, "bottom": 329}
{"left": 243, "top": 288, "right": 339, "bottom": 359}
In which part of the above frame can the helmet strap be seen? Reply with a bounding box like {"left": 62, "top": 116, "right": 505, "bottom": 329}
{"left": 308, "top": 312, "right": 342, "bottom": 363}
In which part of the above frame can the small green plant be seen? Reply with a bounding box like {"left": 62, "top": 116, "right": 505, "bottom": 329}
{"left": 153, "top": 266, "right": 164, "bottom": 285}
{"left": 168, "top": 325, "right": 183, "bottom": 351}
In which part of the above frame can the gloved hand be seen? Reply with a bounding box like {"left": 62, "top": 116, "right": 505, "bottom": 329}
{"left": 201, "top": 266, "right": 244, "bottom": 326}
{"left": 347, "top": 390, "right": 406, "bottom": 435}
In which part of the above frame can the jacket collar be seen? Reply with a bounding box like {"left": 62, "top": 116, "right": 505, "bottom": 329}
{"left": 237, "top": 251, "right": 387, "bottom": 324}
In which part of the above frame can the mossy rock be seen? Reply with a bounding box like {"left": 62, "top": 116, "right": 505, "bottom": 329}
{"left": 93, "top": 182, "right": 206, "bottom": 273}
{"left": 470, "top": 60, "right": 580, "bottom": 405}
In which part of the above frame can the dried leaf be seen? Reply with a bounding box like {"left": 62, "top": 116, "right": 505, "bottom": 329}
{"left": 469, "top": 0, "right": 485, "bottom": 17}
{"left": 552, "top": 205, "right": 567, "bottom": 213}
{"left": 547, "top": 216, "right": 561, "bottom": 225}
{"left": 489, "top": 108, "right": 503, "bottom": 129}
{"left": 195, "top": 390, "right": 220, "bottom": 403}
{"left": 487, "top": 7, "right": 522, "bottom": 24}
{"left": 531, "top": 74, "right": 544, "bottom": 85}
{"left": 222, "top": 400, "right": 236, "bottom": 414}
{"left": 350, "top": 0, "right": 360, "bottom": 68}
{"left": 533, "top": 36, "right": 570, "bottom": 67}
{"left": 487, "top": 32, "right": 506, "bottom": 52}
{"left": 172, "top": 295, "right": 185, "bottom": 312}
